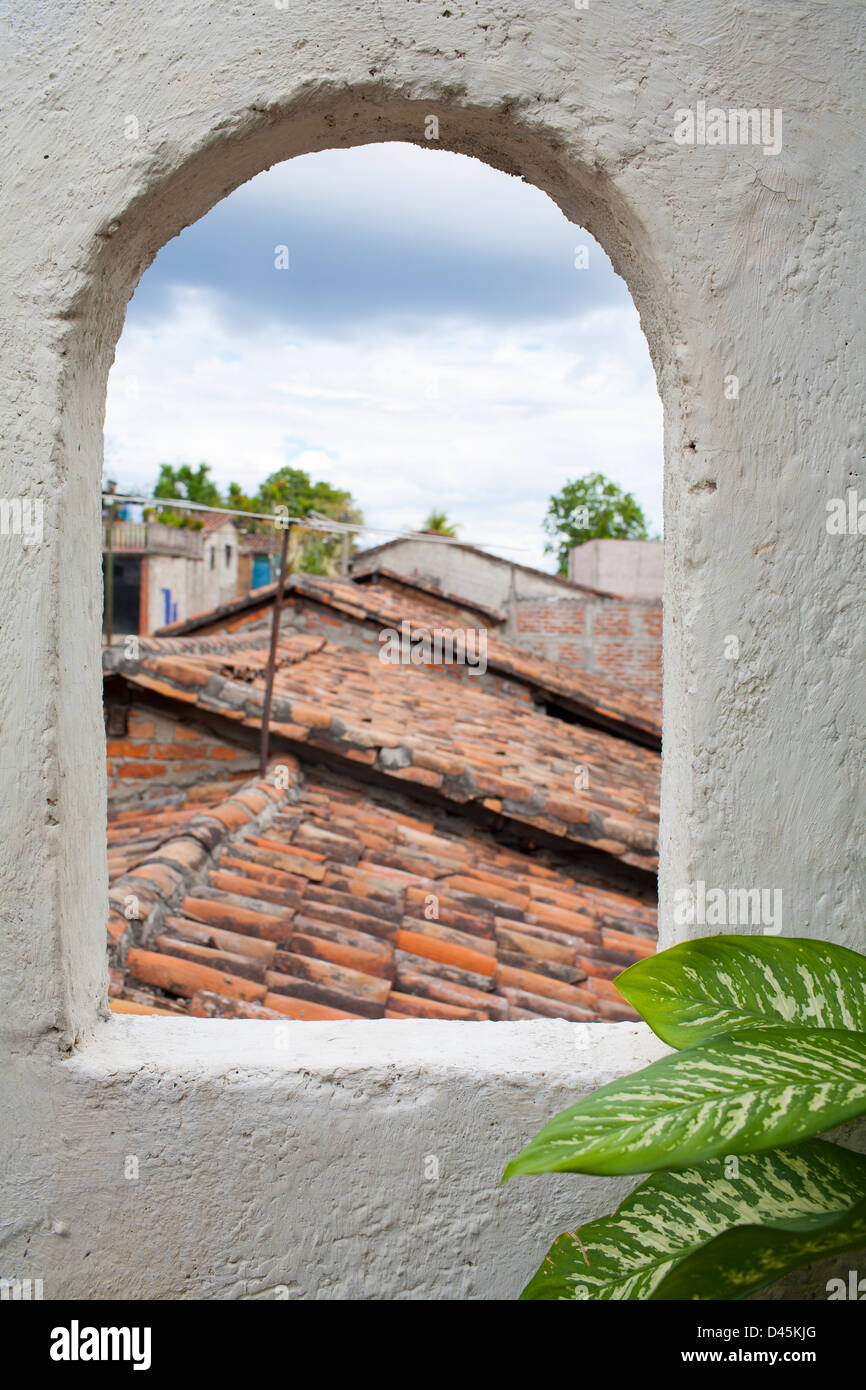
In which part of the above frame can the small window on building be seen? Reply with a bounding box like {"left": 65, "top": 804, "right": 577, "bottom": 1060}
{"left": 209, "top": 547, "right": 215, "bottom": 570}
{"left": 225, "top": 544, "right": 232, "bottom": 568}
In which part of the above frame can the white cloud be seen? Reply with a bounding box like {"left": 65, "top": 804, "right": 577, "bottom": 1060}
{"left": 105, "top": 144, "right": 663, "bottom": 571}
{"left": 105, "top": 286, "right": 662, "bottom": 570}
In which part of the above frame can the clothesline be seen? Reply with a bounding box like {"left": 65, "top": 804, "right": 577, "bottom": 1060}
{"left": 101, "top": 492, "right": 533, "bottom": 552}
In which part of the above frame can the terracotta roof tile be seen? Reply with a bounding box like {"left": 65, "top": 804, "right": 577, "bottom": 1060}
{"left": 395, "top": 928, "right": 495, "bottom": 977}
{"left": 189, "top": 992, "right": 287, "bottom": 1020}
{"left": 291, "top": 930, "right": 393, "bottom": 979}
{"left": 386, "top": 990, "right": 488, "bottom": 1021}
{"left": 181, "top": 893, "right": 295, "bottom": 943}
{"left": 145, "top": 572, "right": 660, "bottom": 744}
{"left": 105, "top": 577, "right": 658, "bottom": 1022}
{"left": 106, "top": 629, "right": 659, "bottom": 871}
{"left": 262, "top": 992, "right": 359, "bottom": 1021}
{"left": 110, "top": 998, "right": 179, "bottom": 1017}
{"left": 153, "top": 934, "right": 268, "bottom": 985}
{"left": 108, "top": 762, "right": 652, "bottom": 1022}
{"left": 126, "top": 947, "right": 268, "bottom": 1003}
{"left": 164, "top": 914, "right": 277, "bottom": 965}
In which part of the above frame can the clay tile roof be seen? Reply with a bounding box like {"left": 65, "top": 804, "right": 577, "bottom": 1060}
{"left": 108, "top": 763, "right": 656, "bottom": 1022}
{"left": 151, "top": 573, "right": 661, "bottom": 745}
{"left": 105, "top": 574, "right": 660, "bottom": 1022}
{"left": 198, "top": 512, "right": 237, "bottom": 535}
{"left": 351, "top": 566, "right": 508, "bottom": 625}
{"left": 236, "top": 529, "right": 283, "bottom": 554}
{"left": 104, "top": 622, "right": 660, "bottom": 873}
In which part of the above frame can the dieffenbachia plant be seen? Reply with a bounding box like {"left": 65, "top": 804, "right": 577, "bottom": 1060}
{"left": 503, "top": 936, "right": 866, "bottom": 1300}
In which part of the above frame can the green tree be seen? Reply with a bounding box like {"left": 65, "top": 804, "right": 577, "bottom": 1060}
{"left": 253, "top": 467, "right": 362, "bottom": 576}
{"left": 225, "top": 481, "right": 259, "bottom": 516}
{"left": 148, "top": 462, "right": 363, "bottom": 574}
{"left": 151, "top": 462, "right": 221, "bottom": 528}
{"left": 543, "top": 472, "right": 649, "bottom": 576}
{"left": 154, "top": 462, "right": 222, "bottom": 506}
{"left": 254, "top": 466, "right": 355, "bottom": 519}
{"left": 420, "top": 509, "right": 459, "bottom": 537}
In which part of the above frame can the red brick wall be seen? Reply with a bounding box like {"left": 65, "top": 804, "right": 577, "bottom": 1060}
{"left": 511, "top": 596, "right": 662, "bottom": 697}
{"left": 106, "top": 703, "right": 258, "bottom": 801}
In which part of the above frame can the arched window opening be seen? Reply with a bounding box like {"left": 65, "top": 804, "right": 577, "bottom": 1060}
{"left": 101, "top": 143, "right": 663, "bottom": 1025}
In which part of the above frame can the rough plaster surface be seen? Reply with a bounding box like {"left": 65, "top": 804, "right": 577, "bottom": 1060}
{"left": 1, "top": 0, "right": 864, "bottom": 1299}
{"left": 9, "top": 1021, "right": 668, "bottom": 1300}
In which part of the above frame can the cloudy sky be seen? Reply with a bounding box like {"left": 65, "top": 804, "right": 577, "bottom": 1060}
{"left": 104, "top": 142, "right": 662, "bottom": 571}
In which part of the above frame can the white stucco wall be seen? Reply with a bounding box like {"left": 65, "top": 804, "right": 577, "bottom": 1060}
{"left": 355, "top": 537, "right": 569, "bottom": 606}
{"left": 10, "top": 1020, "right": 667, "bottom": 1300}
{"left": 569, "top": 540, "right": 664, "bottom": 599}
{"left": 146, "top": 523, "right": 239, "bottom": 631}
{"left": 145, "top": 553, "right": 199, "bottom": 632}
{"left": 1, "top": 0, "right": 864, "bottom": 1300}
{"left": 203, "top": 521, "right": 241, "bottom": 610}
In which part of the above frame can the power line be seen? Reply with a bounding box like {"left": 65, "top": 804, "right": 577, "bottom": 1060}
{"left": 101, "top": 492, "right": 534, "bottom": 552}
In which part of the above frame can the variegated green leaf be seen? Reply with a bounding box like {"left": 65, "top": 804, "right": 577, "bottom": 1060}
{"left": 616, "top": 935, "right": 866, "bottom": 1048}
{"left": 503, "top": 1026, "right": 866, "bottom": 1179}
{"left": 520, "top": 1141, "right": 866, "bottom": 1301}
{"left": 652, "top": 1198, "right": 866, "bottom": 1300}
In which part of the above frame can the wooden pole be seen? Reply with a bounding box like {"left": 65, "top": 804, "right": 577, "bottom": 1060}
{"left": 259, "top": 521, "right": 292, "bottom": 776}
{"left": 104, "top": 503, "right": 115, "bottom": 645}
